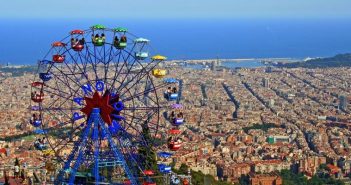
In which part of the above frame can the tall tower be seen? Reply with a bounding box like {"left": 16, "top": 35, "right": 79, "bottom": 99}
{"left": 339, "top": 95, "right": 348, "bottom": 111}
{"left": 211, "top": 60, "right": 217, "bottom": 71}
{"left": 262, "top": 78, "right": 270, "bottom": 88}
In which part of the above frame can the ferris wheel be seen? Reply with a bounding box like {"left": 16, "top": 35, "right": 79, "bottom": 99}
{"left": 29, "top": 25, "right": 186, "bottom": 185}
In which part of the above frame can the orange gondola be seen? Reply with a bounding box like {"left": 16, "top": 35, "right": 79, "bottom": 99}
{"left": 52, "top": 41, "right": 66, "bottom": 47}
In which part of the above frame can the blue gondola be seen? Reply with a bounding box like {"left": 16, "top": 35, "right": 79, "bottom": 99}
{"left": 164, "top": 78, "right": 178, "bottom": 84}
{"left": 34, "top": 141, "right": 47, "bottom": 150}
{"left": 39, "top": 73, "right": 52, "bottom": 81}
{"left": 172, "top": 118, "right": 184, "bottom": 126}
{"left": 30, "top": 119, "right": 42, "bottom": 127}
{"left": 157, "top": 151, "right": 173, "bottom": 158}
{"left": 158, "top": 164, "right": 171, "bottom": 174}
{"left": 34, "top": 129, "right": 47, "bottom": 134}
{"left": 164, "top": 92, "right": 178, "bottom": 101}
{"left": 31, "top": 106, "right": 41, "bottom": 111}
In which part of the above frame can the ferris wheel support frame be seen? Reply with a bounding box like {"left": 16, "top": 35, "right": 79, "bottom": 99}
{"left": 55, "top": 108, "right": 138, "bottom": 185}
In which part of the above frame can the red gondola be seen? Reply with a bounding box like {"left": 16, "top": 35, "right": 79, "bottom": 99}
{"left": 142, "top": 182, "right": 156, "bottom": 185}
{"left": 143, "top": 170, "right": 154, "bottom": 176}
{"left": 70, "top": 29, "right": 84, "bottom": 35}
{"left": 169, "top": 128, "right": 181, "bottom": 135}
{"left": 31, "top": 91, "right": 44, "bottom": 103}
{"left": 72, "top": 44, "right": 84, "bottom": 51}
{"left": 53, "top": 54, "right": 65, "bottom": 63}
{"left": 31, "top": 82, "right": 44, "bottom": 87}
{"left": 183, "top": 179, "right": 189, "bottom": 185}
{"left": 70, "top": 30, "right": 85, "bottom": 51}
{"left": 123, "top": 180, "right": 131, "bottom": 185}
{"left": 168, "top": 140, "right": 182, "bottom": 151}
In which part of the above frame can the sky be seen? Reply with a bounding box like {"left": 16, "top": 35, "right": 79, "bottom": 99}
{"left": 1, "top": 0, "right": 351, "bottom": 19}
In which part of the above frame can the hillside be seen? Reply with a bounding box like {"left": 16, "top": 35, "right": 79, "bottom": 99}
{"left": 277, "top": 53, "right": 351, "bottom": 68}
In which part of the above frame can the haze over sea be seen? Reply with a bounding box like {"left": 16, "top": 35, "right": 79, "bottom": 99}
{"left": 0, "top": 18, "right": 351, "bottom": 65}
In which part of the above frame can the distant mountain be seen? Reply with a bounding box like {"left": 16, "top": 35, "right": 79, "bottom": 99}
{"left": 277, "top": 53, "right": 351, "bottom": 68}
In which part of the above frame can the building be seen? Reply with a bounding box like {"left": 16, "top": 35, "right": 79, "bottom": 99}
{"left": 263, "top": 78, "right": 270, "bottom": 88}
{"left": 339, "top": 95, "right": 348, "bottom": 111}
{"left": 227, "top": 163, "right": 251, "bottom": 181}
{"left": 211, "top": 61, "right": 217, "bottom": 71}
{"left": 298, "top": 156, "right": 326, "bottom": 177}
{"left": 267, "top": 136, "right": 290, "bottom": 144}
{"left": 253, "top": 160, "right": 291, "bottom": 174}
{"left": 250, "top": 172, "right": 282, "bottom": 185}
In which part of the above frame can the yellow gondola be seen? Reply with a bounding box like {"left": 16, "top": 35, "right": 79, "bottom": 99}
{"left": 43, "top": 149, "right": 55, "bottom": 156}
{"left": 152, "top": 69, "right": 167, "bottom": 78}
{"left": 151, "top": 55, "right": 167, "bottom": 61}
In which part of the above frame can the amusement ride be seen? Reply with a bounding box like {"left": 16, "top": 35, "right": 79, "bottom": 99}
{"left": 29, "top": 25, "right": 189, "bottom": 185}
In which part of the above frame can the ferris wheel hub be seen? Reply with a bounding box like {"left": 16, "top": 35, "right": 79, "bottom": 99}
{"left": 81, "top": 91, "right": 115, "bottom": 125}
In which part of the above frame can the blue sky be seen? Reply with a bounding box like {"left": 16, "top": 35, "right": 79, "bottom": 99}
{"left": 1, "top": 0, "right": 351, "bottom": 19}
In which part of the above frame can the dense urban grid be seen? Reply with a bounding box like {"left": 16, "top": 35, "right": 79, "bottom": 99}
{"left": 1, "top": 62, "right": 351, "bottom": 184}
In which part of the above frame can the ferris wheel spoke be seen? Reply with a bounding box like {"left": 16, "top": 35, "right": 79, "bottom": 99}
{"left": 43, "top": 80, "right": 78, "bottom": 99}
{"left": 43, "top": 108, "right": 71, "bottom": 128}
{"left": 63, "top": 47, "right": 92, "bottom": 84}
{"left": 58, "top": 53, "right": 90, "bottom": 88}
{"left": 45, "top": 85, "right": 82, "bottom": 111}
{"left": 108, "top": 52, "right": 127, "bottom": 91}
{"left": 118, "top": 61, "right": 161, "bottom": 97}
{"left": 79, "top": 51, "right": 92, "bottom": 77}
{"left": 40, "top": 88, "right": 72, "bottom": 102}
{"left": 123, "top": 106, "right": 161, "bottom": 111}
{"left": 103, "top": 45, "right": 115, "bottom": 84}
{"left": 85, "top": 44, "right": 100, "bottom": 80}
{"left": 121, "top": 81, "right": 167, "bottom": 102}
{"left": 113, "top": 46, "right": 138, "bottom": 89}
{"left": 50, "top": 64, "right": 89, "bottom": 93}
{"left": 109, "top": 50, "right": 131, "bottom": 91}
{"left": 121, "top": 110, "right": 157, "bottom": 126}
{"left": 45, "top": 105, "right": 77, "bottom": 123}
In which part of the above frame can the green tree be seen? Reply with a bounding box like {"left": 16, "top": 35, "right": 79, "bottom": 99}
{"left": 15, "top": 157, "right": 20, "bottom": 166}
{"left": 138, "top": 120, "right": 162, "bottom": 184}
{"left": 238, "top": 174, "right": 249, "bottom": 185}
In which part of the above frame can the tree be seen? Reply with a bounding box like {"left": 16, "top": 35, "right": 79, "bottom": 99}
{"left": 238, "top": 174, "right": 249, "bottom": 185}
{"left": 15, "top": 157, "right": 20, "bottom": 166}
{"left": 178, "top": 163, "right": 189, "bottom": 174}
{"left": 138, "top": 118, "right": 162, "bottom": 184}
{"left": 4, "top": 170, "right": 9, "bottom": 185}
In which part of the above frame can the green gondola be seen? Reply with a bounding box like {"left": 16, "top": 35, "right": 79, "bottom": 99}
{"left": 115, "top": 42, "right": 127, "bottom": 49}
{"left": 91, "top": 24, "right": 106, "bottom": 30}
{"left": 93, "top": 37, "right": 105, "bottom": 46}
{"left": 113, "top": 27, "right": 128, "bottom": 32}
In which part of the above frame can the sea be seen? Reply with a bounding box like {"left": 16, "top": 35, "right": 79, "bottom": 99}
{"left": 1, "top": 18, "right": 351, "bottom": 66}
